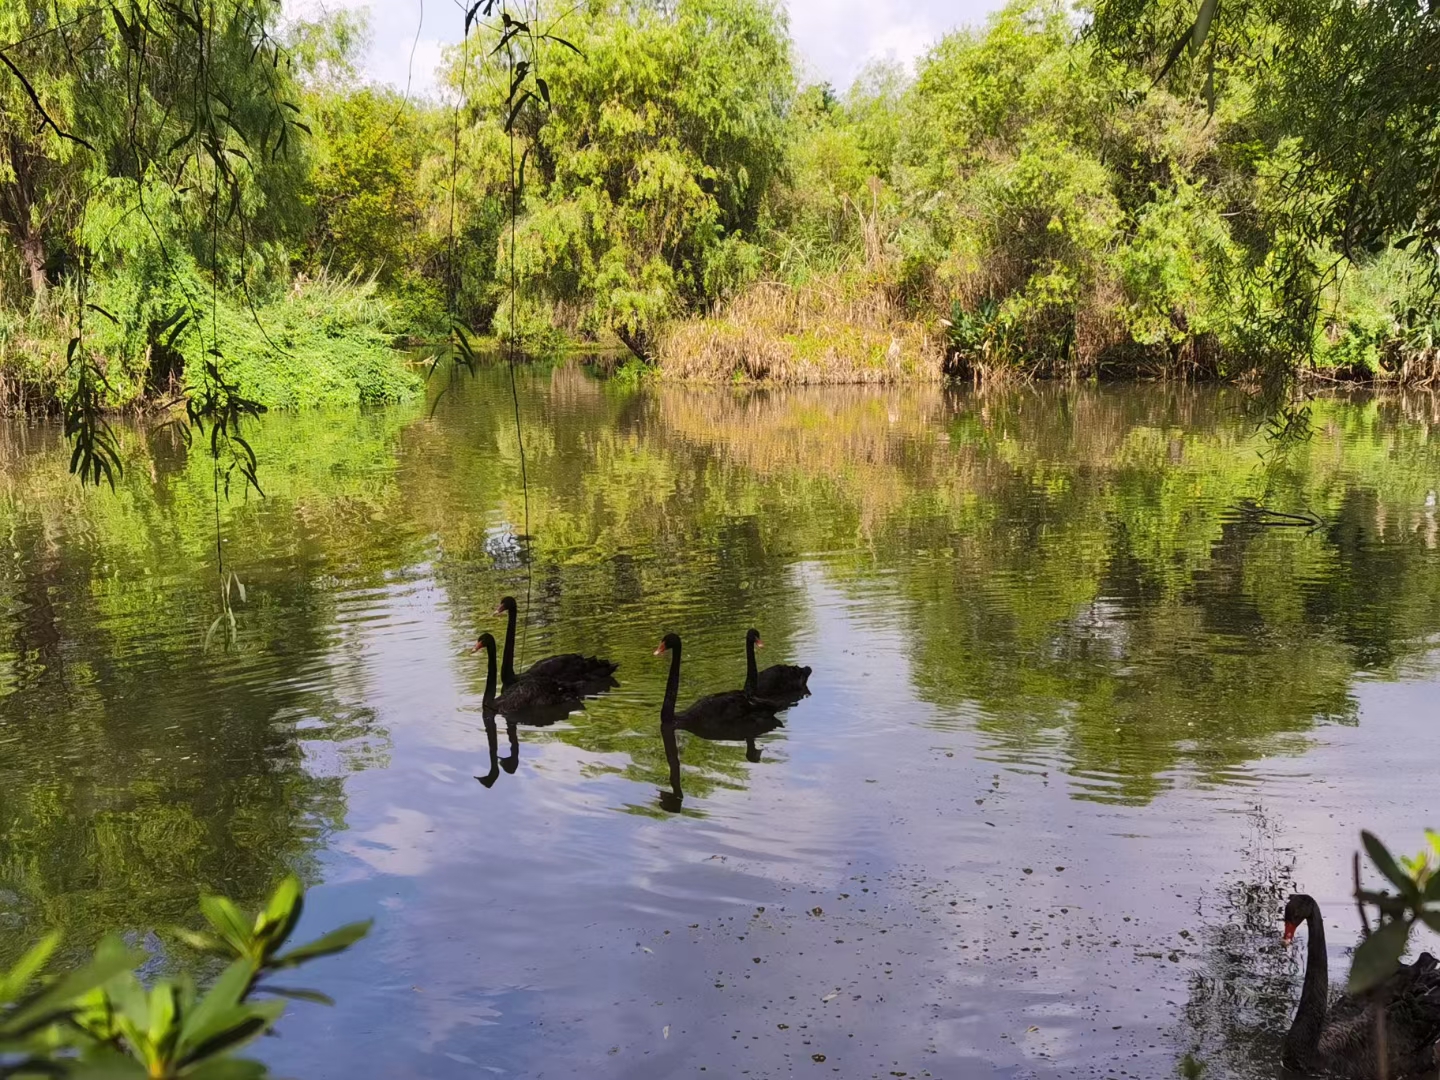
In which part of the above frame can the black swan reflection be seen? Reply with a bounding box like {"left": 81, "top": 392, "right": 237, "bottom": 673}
{"left": 475, "top": 713, "right": 519, "bottom": 788}
{"left": 659, "top": 705, "right": 770, "bottom": 812}
{"left": 656, "top": 632, "right": 781, "bottom": 737}
{"left": 493, "top": 596, "right": 618, "bottom": 692}
{"left": 656, "top": 632, "right": 780, "bottom": 812}
{"left": 1282, "top": 893, "right": 1440, "bottom": 1077}
{"left": 474, "top": 632, "right": 583, "bottom": 727}
{"left": 743, "top": 628, "right": 811, "bottom": 706}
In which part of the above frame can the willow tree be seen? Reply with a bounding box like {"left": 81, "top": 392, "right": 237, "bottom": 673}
{"left": 448, "top": 0, "right": 793, "bottom": 358}
{"left": 0, "top": 0, "right": 308, "bottom": 484}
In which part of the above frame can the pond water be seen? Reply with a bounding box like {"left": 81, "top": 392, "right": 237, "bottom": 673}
{"left": 1, "top": 364, "right": 1439, "bottom": 1078}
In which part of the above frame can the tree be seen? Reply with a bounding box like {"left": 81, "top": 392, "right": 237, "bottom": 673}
{"left": 456, "top": 0, "right": 793, "bottom": 357}
{"left": 1090, "top": 0, "right": 1440, "bottom": 283}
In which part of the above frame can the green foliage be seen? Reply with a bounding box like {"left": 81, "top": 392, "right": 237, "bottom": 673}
{"left": 453, "top": 0, "right": 793, "bottom": 355}
{"left": 1349, "top": 831, "right": 1440, "bottom": 994}
{"left": 0, "top": 877, "right": 366, "bottom": 1079}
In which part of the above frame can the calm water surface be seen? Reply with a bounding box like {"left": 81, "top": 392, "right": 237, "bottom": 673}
{"left": 1, "top": 366, "right": 1439, "bottom": 1078}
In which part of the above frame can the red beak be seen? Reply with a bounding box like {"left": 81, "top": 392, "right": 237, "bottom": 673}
{"left": 654, "top": 642, "right": 668, "bottom": 656}
{"left": 755, "top": 639, "right": 765, "bottom": 649}
{"left": 1283, "top": 921, "right": 1297, "bottom": 944}
{"left": 471, "top": 641, "right": 486, "bottom": 653}
{"left": 493, "top": 605, "right": 505, "bottom": 615}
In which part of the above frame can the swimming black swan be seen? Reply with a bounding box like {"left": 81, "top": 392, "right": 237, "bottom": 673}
{"left": 493, "top": 596, "right": 618, "bottom": 691}
{"left": 1282, "top": 893, "right": 1440, "bottom": 1078}
{"left": 656, "top": 633, "right": 781, "bottom": 741}
{"left": 743, "top": 628, "right": 811, "bottom": 705}
{"left": 474, "top": 632, "right": 582, "bottom": 726}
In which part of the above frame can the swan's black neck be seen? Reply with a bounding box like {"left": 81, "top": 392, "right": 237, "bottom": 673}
{"left": 1284, "top": 903, "right": 1329, "bottom": 1068}
{"left": 501, "top": 605, "right": 518, "bottom": 685}
{"left": 661, "top": 641, "right": 682, "bottom": 722}
{"left": 481, "top": 642, "right": 498, "bottom": 709}
{"left": 745, "top": 636, "right": 758, "bottom": 695}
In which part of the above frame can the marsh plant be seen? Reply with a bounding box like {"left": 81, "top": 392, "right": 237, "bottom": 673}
{"left": 0, "top": 876, "right": 368, "bottom": 1079}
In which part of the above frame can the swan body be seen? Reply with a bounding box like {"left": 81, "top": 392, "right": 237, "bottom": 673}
{"left": 744, "top": 628, "right": 810, "bottom": 705}
{"left": 1283, "top": 893, "right": 1440, "bottom": 1078}
{"left": 656, "top": 633, "right": 780, "bottom": 736}
{"left": 475, "top": 632, "right": 582, "bottom": 726}
{"left": 494, "top": 596, "right": 618, "bottom": 691}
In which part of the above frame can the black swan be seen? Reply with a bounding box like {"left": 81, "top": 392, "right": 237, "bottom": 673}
{"left": 1282, "top": 893, "right": 1440, "bottom": 1078}
{"left": 493, "top": 596, "right": 618, "bottom": 691}
{"left": 656, "top": 632, "right": 780, "bottom": 741}
{"left": 743, "top": 628, "right": 811, "bottom": 705}
{"left": 474, "top": 632, "right": 582, "bottom": 726}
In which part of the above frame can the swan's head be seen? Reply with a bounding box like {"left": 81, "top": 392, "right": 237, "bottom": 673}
{"left": 654, "top": 633, "right": 682, "bottom": 656}
{"left": 495, "top": 596, "right": 518, "bottom": 616}
{"left": 1282, "top": 893, "right": 1316, "bottom": 943}
{"left": 746, "top": 628, "right": 764, "bottom": 649}
{"left": 473, "top": 632, "right": 497, "bottom": 654}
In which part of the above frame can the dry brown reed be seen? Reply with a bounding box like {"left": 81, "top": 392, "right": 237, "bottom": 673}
{"left": 656, "top": 278, "right": 945, "bottom": 384}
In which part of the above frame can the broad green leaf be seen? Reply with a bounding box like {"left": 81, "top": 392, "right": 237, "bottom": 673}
{"left": 0, "top": 933, "right": 60, "bottom": 1003}
{"left": 1363, "top": 832, "right": 1415, "bottom": 896}
{"left": 256, "top": 876, "right": 303, "bottom": 955}
{"left": 269, "top": 920, "right": 372, "bottom": 969}
{"left": 172, "top": 929, "right": 227, "bottom": 955}
{"left": 182, "top": 1055, "right": 270, "bottom": 1080}
{"left": 259, "top": 986, "right": 334, "bottom": 1007}
{"left": 68, "top": 1049, "right": 151, "bottom": 1079}
{"left": 199, "top": 896, "right": 255, "bottom": 956}
{"left": 177, "top": 1002, "right": 283, "bottom": 1067}
{"left": 1348, "top": 918, "right": 1410, "bottom": 994}
{"left": 4, "top": 940, "right": 145, "bottom": 1038}
{"left": 147, "top": 982, "right": 180, "bottom": 1060}
{"left": 179, "top": 959, "right": 258, "bottom": 1054}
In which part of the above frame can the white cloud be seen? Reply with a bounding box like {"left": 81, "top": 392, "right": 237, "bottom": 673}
{"left": 283, "top": 0, "right": 453, "bottom": 98}
{"left": 283, "top": 0, "right": 1008, "bottom": 100}
{"left": 784, "top": 0, "right": 1004, "bottom": 89}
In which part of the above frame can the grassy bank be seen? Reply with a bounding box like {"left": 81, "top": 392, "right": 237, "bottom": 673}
{"left": 650, "top": 257, "right": 1440, "bottom": 387}
{"left": 0, "top": 274, "right": 423, "bottom": 415}
{"left": 657, "top": 279, "right": 945, "bottom": 384}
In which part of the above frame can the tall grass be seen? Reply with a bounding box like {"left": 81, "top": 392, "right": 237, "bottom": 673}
{"left": 657, "top": 276, "right": 945, "bottom": 384}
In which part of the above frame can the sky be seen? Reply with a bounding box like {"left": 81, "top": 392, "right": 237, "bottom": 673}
{"left": 281, "top": 0, "right": 1007, "bottom": 98}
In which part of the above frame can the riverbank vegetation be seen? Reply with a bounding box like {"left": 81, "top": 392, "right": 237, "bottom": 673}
{"left": 2, "top": 0, "right": 1439, "bottom": 418}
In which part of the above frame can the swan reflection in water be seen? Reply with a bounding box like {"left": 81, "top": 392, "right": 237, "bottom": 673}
{"left": 472, "top": 630, "right": 600, "bottom": 787}
{"left": 476, "top": 713, "right": 519, "bottom": 789}
{"left": 655, "top": 632, "right": 792, "bottom": 812}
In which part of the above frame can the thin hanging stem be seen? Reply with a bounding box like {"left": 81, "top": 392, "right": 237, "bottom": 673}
{"left": 507, "top": 90, "right": 532, "bottom": 668}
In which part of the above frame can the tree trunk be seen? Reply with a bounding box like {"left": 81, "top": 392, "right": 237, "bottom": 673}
{"left": 18, "top": 227, "right": 47, "bottom": 296}
{"left": 0, "top": 132, "right": 50, "bottom": 299}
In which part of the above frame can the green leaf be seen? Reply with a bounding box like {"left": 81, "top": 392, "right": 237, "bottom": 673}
{"left": 1363, "top": 832, "right": 1416, "bottom": 895}
{"left": 172, "top": 929, "right": 227, "bottom": 955}
{"left": 259, "top": 986, "right": 334, "bottom": 1006}
{"left": 1348, "top": 918, "right": 1410, "bottom": 994}
{"left": 178, "top": 959, "right": 257, "bottom": 1057}
{"left": 67, "top": 1049, "right": 151, "bottom": 1079}
{"left": 176, "top": 1002, "right": 282, "bottom": 1067}
{"left": 269, "top": 920, "right": 372, "bottom": 969}
{"left": 3, "top": 939, "right": 145, "bottom": 1038}
{"left": 198, "top": 896, "right": 255, "bottom": 957}
{"left": 181, "top": 1058, "right": 270, "bottom": 1080}
{"left": 0, "top": 933, "right": 60, "bottom": 1003}
{"left": 255, "top": 876, "right": 303, "bottom": 956}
